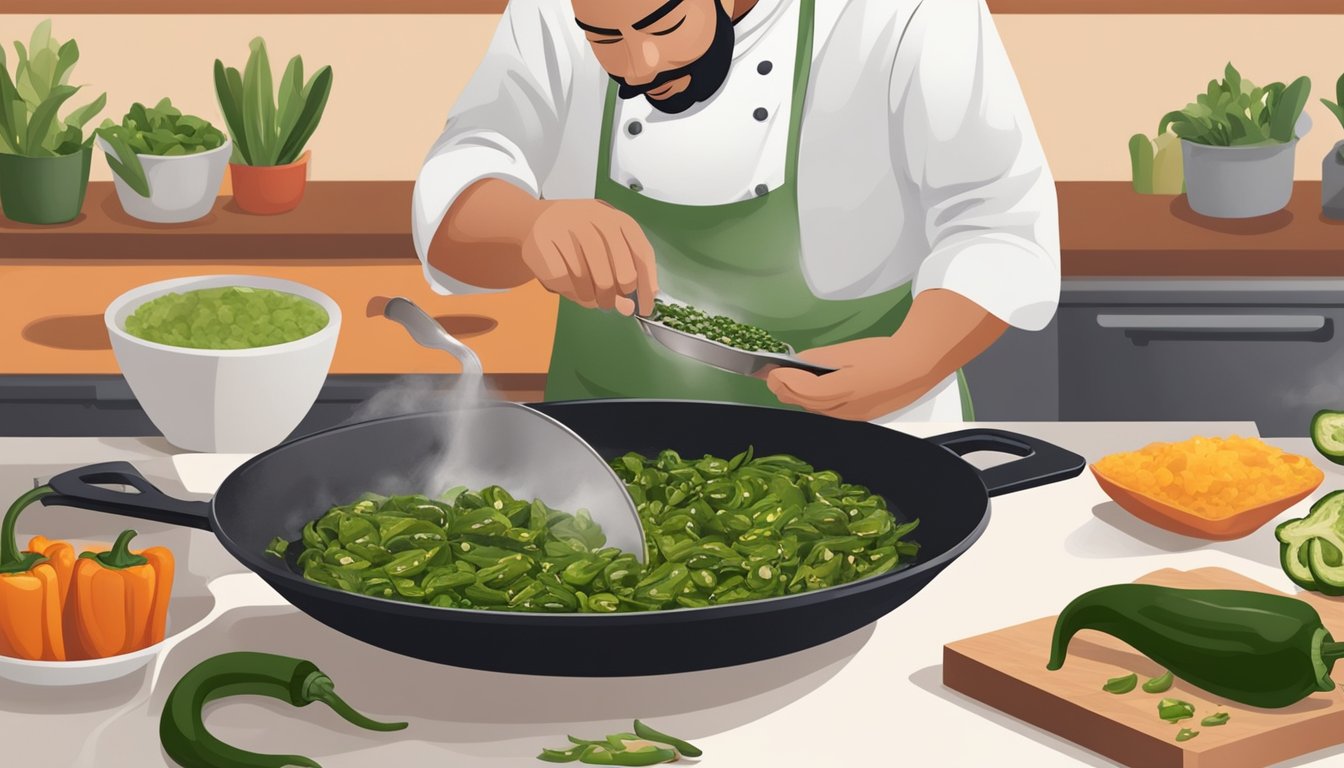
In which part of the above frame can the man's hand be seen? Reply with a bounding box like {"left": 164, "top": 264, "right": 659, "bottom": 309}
{"left": 762, "top": 288, "right": 1009, "bottom": 421}
{"left": 761, "top": 336, "right": 939, "bottom": 421}
{"left": 519, "top": 199, "right": 658, "bottom": 316}
{"left": 432, "top": 180, "right": 658, "bottom": 316}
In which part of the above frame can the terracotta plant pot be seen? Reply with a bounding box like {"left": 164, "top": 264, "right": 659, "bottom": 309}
{"left": 228, "top": 150, "right": 310, "bottom": 215}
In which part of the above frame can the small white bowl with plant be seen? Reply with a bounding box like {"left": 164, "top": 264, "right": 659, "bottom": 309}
{"left": 105, "top": 275, "right": 341, "bottom": 454}
{"left": 96, "top": 99, "right": 231, "bottom": 224}
{"left": 1159, "top": 62, "right": 1311, "bottom": 219}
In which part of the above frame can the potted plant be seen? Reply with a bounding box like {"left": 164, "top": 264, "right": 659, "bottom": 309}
{"left": 1320, "top": 73, "right": 1344, "bottom": 220}
{"left": 213, "top": 37, "right": 332, "bottom": 215}
{"left": 1159, "top": 62, "right": 1310, "bottom": 219}
{"left": 0, "top": 20, "right": 106, "bottom": 225}
{"left": 96, "top": 99, "right": 231, "bottom": 224}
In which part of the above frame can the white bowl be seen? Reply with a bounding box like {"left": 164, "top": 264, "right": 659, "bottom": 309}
{"left": 97, "top": 137, "right": 231, "bottom": 224}
{"left": 106, "top": 275, "right": 341, "bottom": 453}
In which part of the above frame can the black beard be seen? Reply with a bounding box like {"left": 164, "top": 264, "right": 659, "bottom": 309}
{"left": 610, "top": 0, "right": 735, "bottom": 115}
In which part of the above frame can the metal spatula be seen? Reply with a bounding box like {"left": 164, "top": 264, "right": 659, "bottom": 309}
{"left": 378, "top": 296, "right": 647, "bottom": 563}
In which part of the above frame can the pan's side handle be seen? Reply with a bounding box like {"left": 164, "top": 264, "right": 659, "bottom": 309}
{"left": 40, "top": 462, "right": 213, "bottom": 531}
{"left": 926, "top": 429, "right": 1085, "bottom": 498}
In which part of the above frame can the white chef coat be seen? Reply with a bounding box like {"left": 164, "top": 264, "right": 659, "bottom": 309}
{"left": 411, "top": 0, "right": 1061, "bottom": 424}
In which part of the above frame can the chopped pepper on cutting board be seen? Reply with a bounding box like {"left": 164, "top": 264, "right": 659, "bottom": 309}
{"left": 0, "top": 486, "right": 66, "bottom": 660}
{"left": 70, "top": 529, "right": 173, "bottom": 659}
{"left": 1048, "top": 584, "right": 1344, "bottom": 709}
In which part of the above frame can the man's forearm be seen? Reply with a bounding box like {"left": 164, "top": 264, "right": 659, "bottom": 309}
{"left": 427, "top": 178, "right": 545, "bottom": 290}
{"left": 893, "top": 288, "right": 1009, "bottom": 386}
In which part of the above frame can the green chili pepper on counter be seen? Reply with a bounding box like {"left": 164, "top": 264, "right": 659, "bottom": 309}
{"left": 160, "top": 651, "right": 407, "bottom": 768}
{"left": 1048, "top": 584, "right": 1344, "bottom": 709}
{"left": 634, "top": 719, "right": 703, "bottom": 758}
{"left": 1176, "top": 728, "right": 1199, "bottom": 742}
{"left": 1142, "top": 671, "right": 1174, "bottom": 693}
{"left": 1103, "top": 673, "right": 1138, "bottom": 694}
{"left": 538, "top": 721, "right": 700, "bottom": 765}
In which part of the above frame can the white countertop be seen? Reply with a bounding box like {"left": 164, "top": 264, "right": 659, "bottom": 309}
{"left": 3, "top": 421, "right": 1341, "bottom": 768}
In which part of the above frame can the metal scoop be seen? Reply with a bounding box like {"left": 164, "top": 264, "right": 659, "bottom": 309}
{"left": 378, "top": 296, "right": 647, "bottom": 563}
{"left": 631, "top": 291, "right": 837, "bottom": 377}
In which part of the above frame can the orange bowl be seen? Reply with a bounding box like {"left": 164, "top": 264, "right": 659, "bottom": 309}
{"left": 1089, "top": 464, "right": 1321, "bottom": 540}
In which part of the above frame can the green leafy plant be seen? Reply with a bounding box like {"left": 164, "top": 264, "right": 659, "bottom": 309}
{"left": 1159, "top": 62, "right": 1310, "bottom": 147}
{"left": 96, "top": 98, "right": 227, "bottom": 197}
{"left": 0, "top": 20, "right": 106, "bottom": 157}
{"left": 1320, "top": 73, "right": 1344, "bottom": 161}
{"left": 213, "top": 37, "right": 332, "bottom": 167}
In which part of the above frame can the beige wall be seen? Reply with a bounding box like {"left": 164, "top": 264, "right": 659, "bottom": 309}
{"left": 14, "top": 13, "right": 1344, "bottom": 182}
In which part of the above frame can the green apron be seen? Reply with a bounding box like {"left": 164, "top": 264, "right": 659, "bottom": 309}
{"left": 544, "top": 0, "right": 973, "bottom": 421}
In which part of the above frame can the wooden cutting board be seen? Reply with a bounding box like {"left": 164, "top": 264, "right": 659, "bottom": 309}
{"left": 943, "top": 567, "right": 1344, "bottom": 768}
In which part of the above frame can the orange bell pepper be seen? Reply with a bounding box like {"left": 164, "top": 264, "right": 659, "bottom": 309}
{"left": 0, "top": 486, "right": 66, "bottom": 661}
{"left": 70, "top": 529, "right": 174, "bottom": 658}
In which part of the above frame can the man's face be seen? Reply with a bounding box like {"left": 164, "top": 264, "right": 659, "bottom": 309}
{"left": 573, "top": 0, "right": 735, "bottom": 115}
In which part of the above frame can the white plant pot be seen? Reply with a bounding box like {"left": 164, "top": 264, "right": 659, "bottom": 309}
{"left": 105, "top": 275, "right": 341, "bottom": 453}
{"left": 97, "top": 137, "right": 231, "bottom": 224}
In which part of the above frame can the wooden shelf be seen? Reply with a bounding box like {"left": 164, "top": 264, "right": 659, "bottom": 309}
{"left": 6, "top": 180, "right": 1344, "bottom": 277}
{"left": 0, "top": 0, "right": 1328, "bottom": 13}
{"left": 0, "top": 182, "right": 414, "bottom": 261}
{"left": 1058, "top": 181, "right": 1344, "bottom": 277}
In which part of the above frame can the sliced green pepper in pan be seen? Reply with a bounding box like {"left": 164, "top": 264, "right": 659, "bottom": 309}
{"left": 289, "top": 446, "right": 919, "bottom": 613}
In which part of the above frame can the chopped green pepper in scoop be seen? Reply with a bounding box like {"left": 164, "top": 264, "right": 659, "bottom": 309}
{"left": 1277, "top": 490, "right": 1344, "bottom": 596}
{"left": 1048, "top": 584, "right": 1344, "bottom": 709}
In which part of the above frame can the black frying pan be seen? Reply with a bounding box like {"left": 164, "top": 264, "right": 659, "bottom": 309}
{"left": 38, "top": 400, "right": 1084, "bottom": 676}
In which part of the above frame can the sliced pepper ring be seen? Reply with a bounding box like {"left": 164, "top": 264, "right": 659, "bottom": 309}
{"left": 1277, "top": 490, "right": 1344, "bottom": 596}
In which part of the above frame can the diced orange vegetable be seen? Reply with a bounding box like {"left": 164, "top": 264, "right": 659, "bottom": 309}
{"left": 1094, "top": 435, "right": 1323, "bottom": 521}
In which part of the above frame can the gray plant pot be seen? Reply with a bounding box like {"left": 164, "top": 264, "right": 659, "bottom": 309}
{"left": 1181, "top": 138, "right": 1296, "bottom": 219}
{"left": 1323, "top": 140, "right": 1344, "bottom": 221}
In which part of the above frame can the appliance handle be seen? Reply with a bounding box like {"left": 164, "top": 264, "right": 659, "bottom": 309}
{"left": 1095, "top": 314, "right": 1327, "bottom": 333}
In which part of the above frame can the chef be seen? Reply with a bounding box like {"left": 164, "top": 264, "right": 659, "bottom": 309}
{"left": 411, "top": 0, "right": 1060, "bottom": 424}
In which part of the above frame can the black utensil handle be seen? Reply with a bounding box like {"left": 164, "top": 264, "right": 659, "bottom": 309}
{"left": 927, "top": 429, "right": 1085, "bottom": 498}
{"left": 40, "top": 461, "right": 213, "bottom": 531}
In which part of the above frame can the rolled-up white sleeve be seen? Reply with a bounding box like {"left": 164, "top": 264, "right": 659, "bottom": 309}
{"left": 894, "top": 0, "right": 1061, "bottom": 331}
{"left": 412, "top": 0, "right": 574, "bottom": 295}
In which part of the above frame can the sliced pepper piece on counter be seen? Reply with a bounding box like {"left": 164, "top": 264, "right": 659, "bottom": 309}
{"left": 1311, "top": 409, "right": 1344, "bottom": 465}
{"left": 160, "top": 651, "right": 408, "bottom": 768}
{"left": 0, "top": 486, "right": 65, "bottom": 661}
{"left": 1276, "top": 491, "right": 1344, "bottom": 596}
{"left": 1048, "top": 584, "right": 1344, "bottom": 709}
{"left": 70, "top": 529, "right": 174, "bottom": 658}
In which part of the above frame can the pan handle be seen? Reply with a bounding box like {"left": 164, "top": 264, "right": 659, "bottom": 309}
{"left": 39, "top": 462, "right": 213, "bottom": 531}
{"left": 926, "top": 429, "right": 1085, "bottom": 498}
